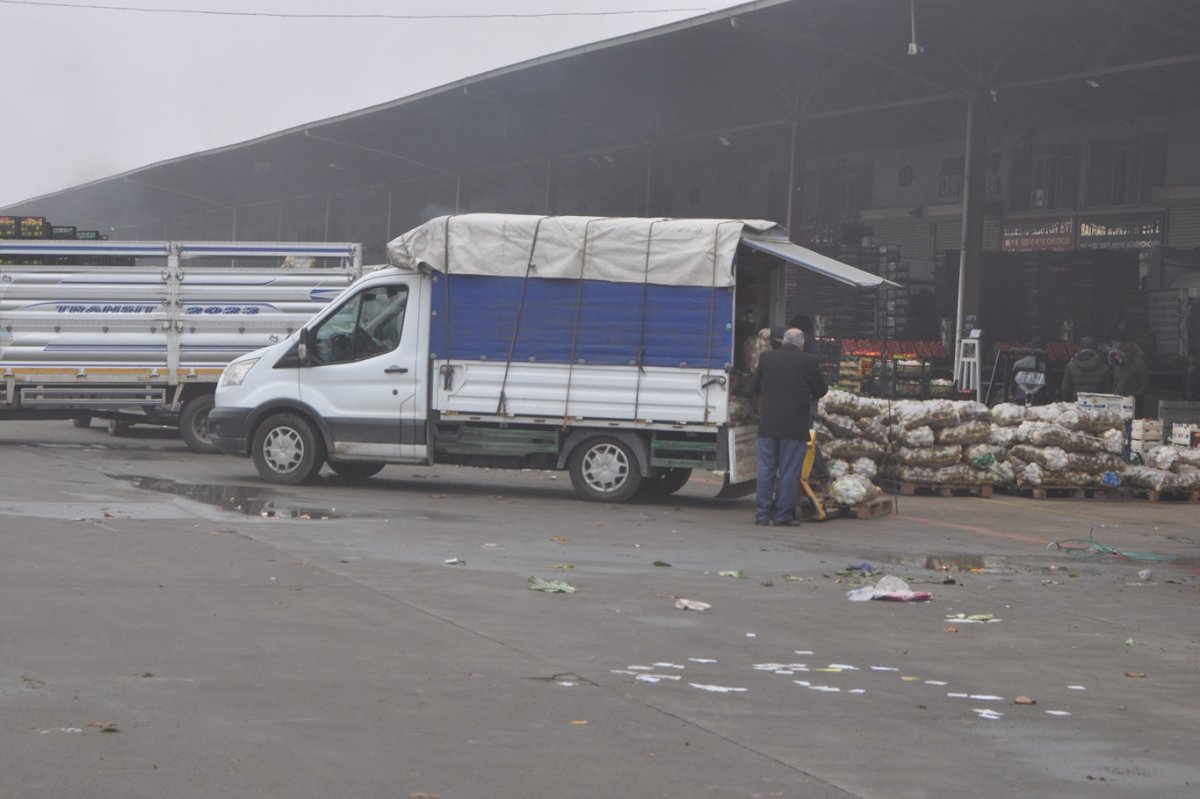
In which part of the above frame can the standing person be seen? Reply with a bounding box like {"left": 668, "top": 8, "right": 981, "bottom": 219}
{"left": 1110, "top": 342, "right": 1150, "bottom": 417}
{"left": 1011, "top": 336, "right": 1048, "bottom": 405}
{"left": 1060, "top": 336, "right": 1111, "bottom": 402}
{"left": 752, "top": 328, "right": 828, "bottom": 526}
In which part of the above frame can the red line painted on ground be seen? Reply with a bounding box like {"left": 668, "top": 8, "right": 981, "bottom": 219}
{"left": 893, "top": 514, "right": 1048, "bottom": 545}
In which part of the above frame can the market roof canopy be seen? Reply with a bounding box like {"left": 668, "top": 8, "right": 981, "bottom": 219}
{"left": 740, "top": 235, "right": 903, "bottom": 288}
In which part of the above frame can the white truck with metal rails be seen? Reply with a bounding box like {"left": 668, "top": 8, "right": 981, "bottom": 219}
{"left": 209, "top": 214, "right": 893, "bottom": 500}
{"left": 0, "top": 239, "right": 363, "bottom": 451}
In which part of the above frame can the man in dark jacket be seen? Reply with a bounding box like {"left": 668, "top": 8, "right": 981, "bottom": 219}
{"left": 1060, "top": 336, "right": 1111, "bottom": 401}
{"left": 752, "top": 328, "right": 828, "bottom": 526}
{"left": 1110, "top": 342, "right": 1149, "bottom": 417}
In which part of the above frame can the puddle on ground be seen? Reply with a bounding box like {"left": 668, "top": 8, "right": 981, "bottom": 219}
{"left": 112, "top": 475, "right": 366, "bottom": 520}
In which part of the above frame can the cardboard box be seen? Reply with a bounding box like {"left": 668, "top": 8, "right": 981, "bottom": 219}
{"left": 1171, "top": 423, "right": 1200, "bottom": 448}
{"left": 1131, "top": 419, "right": 1163, "bottom": 441}
{"left": 1077, "top": 393, "right": 1136, "bottom": 420}
{"left": 1129, "top": 438, "right": 1159, "bottom": 455}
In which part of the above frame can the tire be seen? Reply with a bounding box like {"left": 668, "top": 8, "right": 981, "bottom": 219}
{"left": 328, "top": 461, "right": 385, "bottom": 482}
{"left": 72, "top": 414, "right": 92, "bottom": 429}
{"left": 179, "top": 394, "right": 218, "bottom": 454}
{"left": 106, "top": 419, "right": 131, "bottom": 436}
{"left": 640, "top": 467, "right": 693, "bottom": 498}
{"left": 251, "top": 412, "right": 326, "bottom": 485}
{"left": 568, "top": 436, "right": 643, "bottom": 502}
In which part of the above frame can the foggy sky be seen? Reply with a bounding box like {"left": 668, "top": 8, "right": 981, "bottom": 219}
{"left": 0, "top": 0, "right": 744, "bottom": 208}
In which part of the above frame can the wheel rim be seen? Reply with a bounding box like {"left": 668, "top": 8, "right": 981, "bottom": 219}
{"left": 191, "top": 409, "right": 211, "bottom": 443}
{"left": 262, "top": 426, "right": 305, "bottom": 475}
{"left": 581, "top": 443, "right": 630, "bottom": 494}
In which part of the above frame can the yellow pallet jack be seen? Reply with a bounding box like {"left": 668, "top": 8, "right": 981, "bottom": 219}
{"left": 799, "top": 430, "right": 827, "bottom": 521}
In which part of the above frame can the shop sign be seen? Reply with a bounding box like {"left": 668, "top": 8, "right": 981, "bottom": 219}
{"left": 1001, "top": 215, "right": 1076, "bottom": 251}
{"left": 936, "top": 154, "right": 1003, "bottom": 200}
{"left": 1077, "top": 211, "right": 1165, "bottom": 250}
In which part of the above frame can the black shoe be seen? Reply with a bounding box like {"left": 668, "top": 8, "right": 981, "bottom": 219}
{"left": 755, "top": 518, "right": 771, "bottom": 526}
{"left": 774, "top": 519, "right": 801, "bottom": 527}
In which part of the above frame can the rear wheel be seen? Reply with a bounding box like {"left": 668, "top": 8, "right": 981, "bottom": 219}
{"left": 72, "top": 414, "right": 92, "bottom": 429}
{"left": 106, "top": 419, "right": 131, "bottom": 436}
{"left": 568, "top": 436, "right": 643, "bottom": 503}
{"left": 640, "top": 467, "right": 693, "bottom": 498}
{"left": 179, "top": 394, "right": 218, "bottom": 454}
{"left": 251, "top": 412, "right": 325, "bottom": 485}
{"left": 328, "top": 461, "right": 385, "bottom": 482}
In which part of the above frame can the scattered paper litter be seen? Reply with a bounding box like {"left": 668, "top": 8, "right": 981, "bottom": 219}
{"left": 871, "top": 666, "right": 899, "bottom": 672}
{"left": 828, "top": 663, "right": 860, "bottom": 670}
{"left": 674, "top": 598, "right": 711, "bottom": 611}
{"left": 1067, "top": 685, "right": 1087, "bottom": 691}
{"left": 1045, "top": 710, "right": 1071, "bottom": 716}
{"left": 924, "top": 680, "right": 948, "bottom": 686}
{"left": 689, "top": 683, "right": 748, "bottom": 693}
{"left": 610, "top": 670, "right": 636, "bottom": 675}
{"left": 688, "top": 658, "right": 717, "bottom": 664}
{"left": 652, "top": 662, "right": 685, "bottom": 669}
{"left": 794, "top": 650, "right": 815, "bottom": 655}
{"left": 973, "top": 708, "right": 1004, "bottom": 720}
{"left": 969, "top": 694, "right": 1005, "bottom": 701}
{"left": 528, "top": 576, "right": 577, "bottom": 593}
{"left": 793, "top": 680, "right": 811, "bottom": 687}
{"left": 848, "top": 689, "right": 867, "bottom": 694}
{"left": 947, "top": 692, "right": 969, "bottom": 699}
{"left": 809, "top": 685, "right": 841, "bottom": 692}
{"left": 847, "top": 575, "right": 932, "bottom": 602}
{"left": 636, "top": 674, "right": 682, "bottom": 683}
{"left": 626, "top": 665, "right": 653, "bottom": 671}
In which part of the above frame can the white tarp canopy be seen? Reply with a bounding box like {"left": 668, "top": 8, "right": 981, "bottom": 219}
{"left": 739, "top": 233, "right": 904, "bottom": 289}
{"left": 387, "top": 213, "right": 897, "bottom": 289}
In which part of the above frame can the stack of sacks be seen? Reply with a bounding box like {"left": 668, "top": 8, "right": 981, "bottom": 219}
{"left": 881, "top": 399, "right": 996, "bottom": 485}
{"left": 1000, "top": 402, "right": 1124, "bottom": 488}
{"left": 815, "top": 390, "right": 887, "bottom": 482}
{"left": 986, "top": 403, "right": 1026, "bottom": 487}
{"left": 1124, "top": 445, "right": 1200, "bottom": 493}
{"left": 829, "top": 473, "right": 884, "bottom": 506}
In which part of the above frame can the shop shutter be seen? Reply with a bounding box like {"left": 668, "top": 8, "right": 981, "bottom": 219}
{"left": 1167, "top": 206, "right": 1200, "bottom": 249}
{"left": 934, "top": 218, "right": 1002, "bottom": 251}
{"left": 870, "top": 218, "right": 934, "bottom": 259}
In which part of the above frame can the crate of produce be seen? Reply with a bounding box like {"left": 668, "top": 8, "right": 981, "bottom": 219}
{"left": 1131, "top": 419, "right": 1163, "bottom": 441}
{"left": 0, "top": 215, "right": 17, "bottom": 238}
{"left": 1077, "top": 392, "right": 1135, "bottom": 420}
{"left": 17, "top": 216, "right": 47, "bottom": 238}
{"left": 1171, "top": 423, "right": 1200, "bottom": 448}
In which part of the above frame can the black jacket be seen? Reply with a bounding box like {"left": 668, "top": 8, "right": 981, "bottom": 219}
{"left": 1061, "top": 349, "right": 1110, "bottom": 400}
{"left": 752, "top": 345, "right": 828, "bottom": 439}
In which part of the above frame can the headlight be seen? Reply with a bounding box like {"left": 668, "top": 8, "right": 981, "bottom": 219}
{"left": 220, "top": 357, "right": 259, "bottom": 388}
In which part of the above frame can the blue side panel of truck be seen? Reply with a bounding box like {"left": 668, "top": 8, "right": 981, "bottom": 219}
{"left": 430, "top": 274, "right": 734, "bottom": 369}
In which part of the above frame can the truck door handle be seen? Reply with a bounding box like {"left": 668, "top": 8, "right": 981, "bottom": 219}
{"left": 384, "top": 366, "right": 409, "bottom": 374}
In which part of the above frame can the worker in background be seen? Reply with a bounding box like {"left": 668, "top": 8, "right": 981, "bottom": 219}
{"left": 1110, "top": 341, "right": 1149, "bottom": 417}
{"left": 1011, "top": 336, "right": 1048, "bottom": 405}
{"left": 1060, "top": 336, "right": 1111, "bottom": 402}
{"left": 752, "top": 328, "right": 828, "bottom": 527}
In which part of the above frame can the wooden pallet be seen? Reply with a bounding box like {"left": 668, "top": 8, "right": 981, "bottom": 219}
{"left": 1125, "top": 487, "right": 1200, "bottom": 503}
{"left": 838, "top": 494, "right": 896, "bottom": 519}
{"left": 879, "top": 480, "right": 993, "bottom": 498}
{"left": 999, "top": 485, "right": 1125, "bottom": 501}
{"left": 798, "top": 494, "right": 895, "bottom": 521}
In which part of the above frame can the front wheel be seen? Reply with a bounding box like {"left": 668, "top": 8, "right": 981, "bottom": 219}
{"left": 328, "top": 461, "right": 385, "bottom": 482}
{"left": 179, "top": 394, "right": 218, "bottom": 454}
{"left": 251, "top": 412, "right": 326, "bottom": 485}
{"left": 568, "top": 436, "right": 643, "bottom": 502}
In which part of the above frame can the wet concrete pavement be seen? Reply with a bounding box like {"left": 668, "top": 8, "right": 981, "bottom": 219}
{"left": 1, "top": 421, "right": 1198, "bottom": 798}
